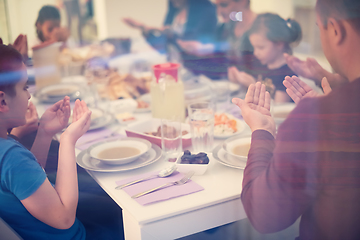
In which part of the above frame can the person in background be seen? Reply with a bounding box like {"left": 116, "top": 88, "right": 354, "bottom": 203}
{"left": 0, "top": 44, "right": 91, "bottom": 239}
{"left": 34, "top": 5, "right": 70, "bottom": 44}
{"left": 177, "top": 0, "right": 257, "bottom": 79}
{"left": 123, "top": 0, "right": 217, "bottom": 76}
{"left": 230, "top": 13, "right": 302, "bottom": 103}
{"left": 232, "top": 0, "right": 360, "bottom": 238}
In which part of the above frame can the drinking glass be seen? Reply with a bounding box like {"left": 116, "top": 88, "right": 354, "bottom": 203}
{"left": 161, "top": 118, "right": 183, "bottom": 162}
{"left": 187, "top": 102, "right": 215, "bottom": 153}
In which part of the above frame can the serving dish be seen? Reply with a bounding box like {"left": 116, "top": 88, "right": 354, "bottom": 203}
{"left": 222, "top": 136, "right": 251, "bottom": 161}
{"left": 125, "top": 118, "right": 192, "bottom": 148}
{"left": 87, "top": 137, "right": 151, "bottom": 165}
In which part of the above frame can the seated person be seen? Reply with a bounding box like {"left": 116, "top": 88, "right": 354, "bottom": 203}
{"left": 123, "top": 0, "right": 217, "bottom": 76}
{"left": 30, "top": 5, "right": 73, "bottom": 55}
{"left": 229, "top": 13, "right": 302, "bottom": 103}
{"left": 0, "top": 44, "right": 91, "bottom": 239}
{"left": 232, "top": 0, "right": 360, "bottom": 238}
{"left": 177, "top": 0, "right": 258, "bottom": 79}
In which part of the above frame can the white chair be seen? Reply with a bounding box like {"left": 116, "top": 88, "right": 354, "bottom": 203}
{"left": 0, "top": 217, "right": 22, "bottom": 240}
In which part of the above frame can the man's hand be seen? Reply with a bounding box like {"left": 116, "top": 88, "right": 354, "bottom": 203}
{"left": 10, "top": 102, "right": 39, "bottom": 138}
{"left": 38, "top": 96, "right": 71, "bottom": 137}
{"left": 228, "top": 66, "right": 256, "bottom": 88}
{"left": 232, "top": 82, "right": 276, "bottom": 136}
{"left": 284, "top": 53, "right": 325, "bottom": 85}
{"left": 283, "top": 76, "right": 332, "bottom": 104}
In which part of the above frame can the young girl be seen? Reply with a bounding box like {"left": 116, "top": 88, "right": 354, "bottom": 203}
{"left": 0, "top": 44, "right": 91, "bottom": 239}
{"left": 228, "top": 13, "right": 302, "bottom": 103}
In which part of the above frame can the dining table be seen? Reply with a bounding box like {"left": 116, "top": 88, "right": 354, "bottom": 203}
{"left": 30, "top": 65, "right": 294, "bottom": 239}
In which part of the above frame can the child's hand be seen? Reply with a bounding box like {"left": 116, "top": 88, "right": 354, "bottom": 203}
{"left": 39, "top": 96, "right": 71, "bottom": 137}
{"left": 10, "top": 102, "right": 39, "bottom": 138}
{"left": 228, "top": 67, "right": 256, "bottom": 88}
{"left": 62, "top": 99, "right": 91, "bottom": 144}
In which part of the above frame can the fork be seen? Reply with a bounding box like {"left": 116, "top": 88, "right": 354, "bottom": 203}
{"left": 131, "top": 171, "right": 195, "bottom": 199}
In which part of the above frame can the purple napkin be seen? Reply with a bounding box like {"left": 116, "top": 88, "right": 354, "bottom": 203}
{"left": 116, "top": 171, "right": 204, "bottom": 205}
{"left": 76, "top": 128, "right": 124, "bottom": 150}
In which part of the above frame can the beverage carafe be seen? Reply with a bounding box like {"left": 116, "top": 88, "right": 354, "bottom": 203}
{"left": 150, "top": 63, "right": 185, "bottom": 121}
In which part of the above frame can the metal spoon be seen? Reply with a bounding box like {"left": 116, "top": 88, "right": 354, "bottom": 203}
{"left": 115, "top": 164, "right": 177, "bottom": 189}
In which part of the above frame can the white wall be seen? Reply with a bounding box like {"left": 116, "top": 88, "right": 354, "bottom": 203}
{"left": 251, "top": 0, "right": 294, "bottom": 18}
{"left": 6, "top": 0, "right": 61, "bottom": 44}
{"left": 93, "top": 0, "right": 167, "bottom": 40}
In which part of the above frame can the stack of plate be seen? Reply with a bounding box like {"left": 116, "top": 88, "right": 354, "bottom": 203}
{"left": 76, "top": 138, "right": 163, "bottom": 172}
{"left": 212, "top": 136, "right": 251, "bottom": 169}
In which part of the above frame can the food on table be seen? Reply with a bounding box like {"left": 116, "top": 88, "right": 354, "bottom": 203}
{"left": 144, "top": 125, "right": 188, "bottom": 138}
{"left": 98, "top": 146, "right": 140, "bottom": 160}
{"left": 214, "top": 113, "right": 238, "bottom": 135}
{"left": 232, "top": 143, "right": 251, "bottom": 156}
{"left": 116, "top": 112, "right": 136, "bottom": 122}
{"left": 180, "top": 150, "right": 209, "bottom": 164}
{"left": 85, "top": 63, "right": 152, "bottom": 100}
{"left": 137, "top": 99, "right": 150, "bottom": 109}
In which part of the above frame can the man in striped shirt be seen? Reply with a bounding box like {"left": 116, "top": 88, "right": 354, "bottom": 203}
{"left": 232, "top": 0, "right": 360, "bottom": 239}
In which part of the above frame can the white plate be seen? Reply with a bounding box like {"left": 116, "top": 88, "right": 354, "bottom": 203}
{"left": 87, "top": 138, "right": 151, "bottom": 165}
{"left": 134, "top": 94, "right": 151, "bottom": 113}
{"left": 88, "top": 112, "right": 115, "bottom": 131}
{"left": 212, "top": 144, "right": 246, "bottom": 169}
{"left": 272, "top": 103, "right": 296, "bottom": 125}
{"left": 108, "top": 98, "right": 138, "bottom": 114}
{"left": 77, "top": 143, "right": 162, "bottom": 172}
{"left": 35, "top": 83, "right": 81, "bottom": 103}
{"left": 222, "top": 136, "right": 251, "bottom": 160}
{"left": 214, "top": 113, "right": 248, "bottom": 139}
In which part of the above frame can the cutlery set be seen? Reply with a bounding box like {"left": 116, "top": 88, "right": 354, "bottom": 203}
{"left": 116, "top": 168, "right": 195, "bottom": 199}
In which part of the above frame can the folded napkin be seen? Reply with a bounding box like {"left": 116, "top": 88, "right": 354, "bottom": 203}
{"left": 116, "top": 171, "right": 204, "bottom": 205}
{"left": 76, "top": 128, "right": 124, "bottom": 150}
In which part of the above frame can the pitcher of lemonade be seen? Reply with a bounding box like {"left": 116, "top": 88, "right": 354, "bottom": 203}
{"left": 150, "top": 63, "right": 185, "bottom": 121}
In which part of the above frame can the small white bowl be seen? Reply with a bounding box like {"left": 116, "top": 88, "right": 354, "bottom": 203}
{"left": 175, "top": 154, "right": 209, "bottom": 175}
{"left": 222, "top": 136, "right": 251, "bottom": 162}
{"left": 87, "top": 138, "right": 151, "bottom": 165}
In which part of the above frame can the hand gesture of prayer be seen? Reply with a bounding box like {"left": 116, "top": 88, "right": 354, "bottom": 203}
{"left": 10, "top": 102, "right": 39, "bottom": 138}
{"left": 228, "top": 66, "right": 256, "bottom": 88}
{"left": 283, "top": 76, "right": 332, "bottom": 104}
{"left": 38, "top": 96, "right": 71, "bottom": 137}
{"left": 62, "top": 99, "right": 91, "bottom": 144}
{"left": 232, "top": 82, "right": 276, "bottom": 136}
{"left": 177, "top": 40, "right": 215, "bottom": 56}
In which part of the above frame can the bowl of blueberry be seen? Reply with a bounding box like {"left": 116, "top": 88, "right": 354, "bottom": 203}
{"left": 176, "top": 150, "right": 210, "bottom": 175}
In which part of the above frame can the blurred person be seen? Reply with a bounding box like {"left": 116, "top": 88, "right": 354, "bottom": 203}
{"left": 229, "top": 13, "right": 302, "bottom": 103}
{"left": 0, "top": 44, "right": 91, "bottom": 239}
{"left": 123, "top": 0, "right": 217, "bottom": 75}
{"left": 177, "top": 0, "right": 258, "bottom": 79}
{"left": 232, "top": 0, "right": 360, "bottom": 239}
{"left": 34, "top": 5, "right": 70, "bottom": 45}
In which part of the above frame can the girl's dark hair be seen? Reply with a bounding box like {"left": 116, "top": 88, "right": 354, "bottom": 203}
{"left": 247, "top": 13, "right": 302, "bottom": 54}
{"left": 0, "top": 44, "right": 24, "bottom": 97}
{"left": 35, "top": 5, "right": 61, "bottom": 42}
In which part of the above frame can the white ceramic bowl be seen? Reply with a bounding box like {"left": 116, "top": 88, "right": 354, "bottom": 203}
{"left": 222, "top": 136, "right": 251, "bottom": 162}
{"left": 87, "top": 138, "right": 151, "bottom": 165}
{"left": 175, "top": 154, "right": 209, "bottom": 175}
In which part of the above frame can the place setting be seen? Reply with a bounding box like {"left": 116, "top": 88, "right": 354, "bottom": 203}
{"left": 76, "top": 137, "right": 163, "bottom": 172}
{"left": 212, "top": 135, "right": 251, "bottom": 169}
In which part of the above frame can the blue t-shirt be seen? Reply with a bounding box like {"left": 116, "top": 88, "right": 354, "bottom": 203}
{"left": 0, "top": 137, "right": 86, "bottom": 240}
